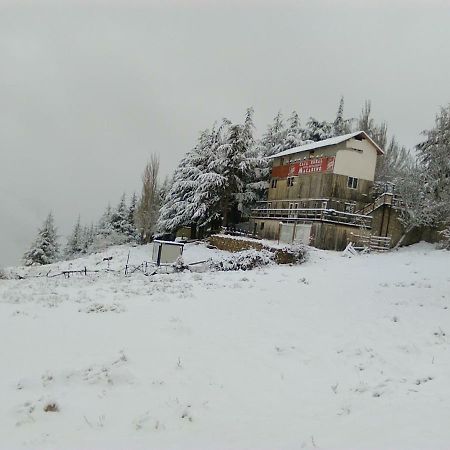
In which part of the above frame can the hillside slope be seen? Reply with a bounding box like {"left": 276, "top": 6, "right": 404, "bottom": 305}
{"left": 0, "top": 242, "right": 449, "bottom": 449}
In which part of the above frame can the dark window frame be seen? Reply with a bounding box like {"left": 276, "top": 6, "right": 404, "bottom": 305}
{"left": 347, "top": 176, "right": 358, "bottom": 189}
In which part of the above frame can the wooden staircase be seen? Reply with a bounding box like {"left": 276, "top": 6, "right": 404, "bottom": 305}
{"left": 356, "top": 193, "right": 403, "bottom": 216}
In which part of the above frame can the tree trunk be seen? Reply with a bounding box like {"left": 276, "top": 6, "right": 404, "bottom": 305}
{"left": 222, "top": 195, "right": 229, "bottom": 228}
{"left": 190, "top": 224, "right": 197, "bottom": 239}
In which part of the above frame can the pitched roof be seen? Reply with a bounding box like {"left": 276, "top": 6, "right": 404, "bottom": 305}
{"left": 268, "top": 131, "right": 384, "bottom": 159}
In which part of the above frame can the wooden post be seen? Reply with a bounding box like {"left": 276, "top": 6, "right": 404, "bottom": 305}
{"left": 125, "top": 251, "right": 130, "bottom": 275}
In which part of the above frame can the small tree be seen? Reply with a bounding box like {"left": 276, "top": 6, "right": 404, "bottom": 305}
{"left": 333, "top": 96, "right": 352, "bottom": 135}
{"left": 23, "top": 213, "right": 59, "bottom": 266}
{"left": 65, "top": 215, "right": 84, "bottom": 257}
{"left": 416, "top": 104, "right": 450, "bottom": 224}
{"left": 135, "top": 154, "right": 160, "bottom": 243}
{"left": 97, "top": 204, "right": 114, "bottom": 237}
{"left": 82, "top": 223, "right": 96, "bottom": 254}
{"left": 111, "top": 193, "right": 135, "bottom": 237}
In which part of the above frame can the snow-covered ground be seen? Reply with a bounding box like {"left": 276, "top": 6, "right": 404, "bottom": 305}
{"left": 0, "top": 242, "right": 449, "bottom": 449}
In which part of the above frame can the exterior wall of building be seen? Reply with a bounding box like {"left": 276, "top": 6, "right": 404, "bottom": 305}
{"left": 252, "top": 218, "right": 371, "bottom": 250}
{"left": 268, "top": 140, "right": 379, "bottom": 210}
{"left": 333, "top": 138, "right": 378, "bottom": 181}
{"left": 251, "top": 219, "right": 280, "bottom": 241}
{"left": 271, "top": 146, "right": 338, "bottom": 167}
{"left": 267, "top": 173, "right": 373, "bottom": 209}
{"left": 311, "top": 222, "right": 371, "bottom": 251}
{"left": 253, "top": 136, "right": 388, "bottom": 250}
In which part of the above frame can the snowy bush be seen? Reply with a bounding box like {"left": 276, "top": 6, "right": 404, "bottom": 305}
{"left": 173, "top": 256, "right": 187, "bottom": 272}
{"left": 211, "top": 249, "right": 274, "bottom": 271}
{"left": 0, "top": 269, "right": 8, "bottom": 280}
{"left": 276, "top": 244, "right": 307, "bottom": 264}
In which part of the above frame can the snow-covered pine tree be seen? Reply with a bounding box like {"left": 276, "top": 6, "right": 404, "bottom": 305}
{"left": 81, "top": 223, "right": 96, "bottom": 254}
{"left": 159, "top": 109, "right": 259, "bottom": 233}
{"left": 127, "top": 192, "right": 139, "bottom": 242}
{"left": 416, "top": 104, "right": 450, "bottom": 225}
{"left": 65, "top": 215, "right": 84, "bottom": 257}
{"left": 333, "top": 96, "right": 352, "bottom": 136}
{"left": 189, "top": 122, "right": 227, "bottom": 229}
{"left": 283, "top": 111, "right": 308, "bottom": 150}
{"left": 97, "top": 204, "right": 114, "bottom": 237}
{"left": 304, "top": 117, "right": 334, "bottom": 141}
{"left": 259, "top": 112, "right": 287, "bottom": 157}
{"left": 23, "top": 212, "right": 59, "bottom": 266}
{"left": 208, "top": 108, "right": 257, "bottom": 226}
{"left": 110, "top": 193, "right": 129, "bottom": 235}
{"left": 158, "top": 126, "right": 219, "bottom": 235}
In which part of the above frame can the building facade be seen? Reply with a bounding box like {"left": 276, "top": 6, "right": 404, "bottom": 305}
{"left": 251, "top": 131, "right": 405, "bottom": 250}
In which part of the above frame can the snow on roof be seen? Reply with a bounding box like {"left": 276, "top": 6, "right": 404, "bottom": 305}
{"left": 268, "top": 131, "right": 384, "bottom": 159}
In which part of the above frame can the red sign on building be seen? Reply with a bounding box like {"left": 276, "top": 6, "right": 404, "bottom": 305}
{"left": 272, "top": 156, "right": 335, "bottom": 178}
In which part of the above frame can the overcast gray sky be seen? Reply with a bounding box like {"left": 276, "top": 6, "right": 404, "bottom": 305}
{"left": 1, "top": 0, "right": 449, "bottom": 267}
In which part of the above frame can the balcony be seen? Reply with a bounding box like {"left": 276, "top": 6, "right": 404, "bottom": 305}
{"left": 251, "top": 207, "right": 373, "bottom": 228}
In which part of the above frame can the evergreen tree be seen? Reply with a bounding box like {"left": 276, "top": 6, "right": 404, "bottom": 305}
{"left": 333, "top": 96, "right": 352, "bottom": 135}
{"left": 158, "top": 109, "right": 259, "bottom": 233}
{"left": 81, "top": 223, "right": 96, "bottom": 253}
{"left": 23, "top": 213, "right": 59, "bottom": 266}
{"left": 97, "top": 204, "right": 114, "bottom": 237}
{"left": 111, "top": 193, "right": 131, "bottom": 236}
{"left": 283, "top": 110, "right": 308, "bottom": 150}
{"left": 304, "top": 117, "right": 334, "bottom": 141}
{"left": 199, "top": 109, "right": 257, "bottom": 226}
{"left": 158, "top": 124, "right": 224, "bottom": 234}
{"left": 127, "top": 192, "right": 139, "bottom": 241}
{"left": 259, "top": 112, "right": 287, "bottom": 156}
{"left": 65, "top": 215, "right": 84, "bottom": 257}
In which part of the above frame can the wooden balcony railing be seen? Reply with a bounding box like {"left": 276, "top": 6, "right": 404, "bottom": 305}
{"left": 251, "top": 208, "right": 373, "bottom": 228}
{"left": 356, "top": 193, "right": 404, "bottom": 216}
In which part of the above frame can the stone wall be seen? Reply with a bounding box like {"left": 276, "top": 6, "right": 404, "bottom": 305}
{"left": 208, "top": 235, "right": 303, "bottom": 264}
{"left": 209, "top": 235, "right": 264, "bottom": 252}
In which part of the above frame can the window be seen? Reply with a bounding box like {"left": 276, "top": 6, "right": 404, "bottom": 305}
{"left": 260, "top": 222, "right": 265, "bottom": 230}
{"left": 287, "top": 177, "right": 294, "bottom": 187}
{"left": 347, "top": 176, "right": 358, "bottom": 189}
{"left": 271, "top": 178, "right": 277, "bottom": 188}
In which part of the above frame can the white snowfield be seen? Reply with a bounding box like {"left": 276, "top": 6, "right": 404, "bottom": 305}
{"left": 0, "top": 242, "right": 449, "bottom": 450}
